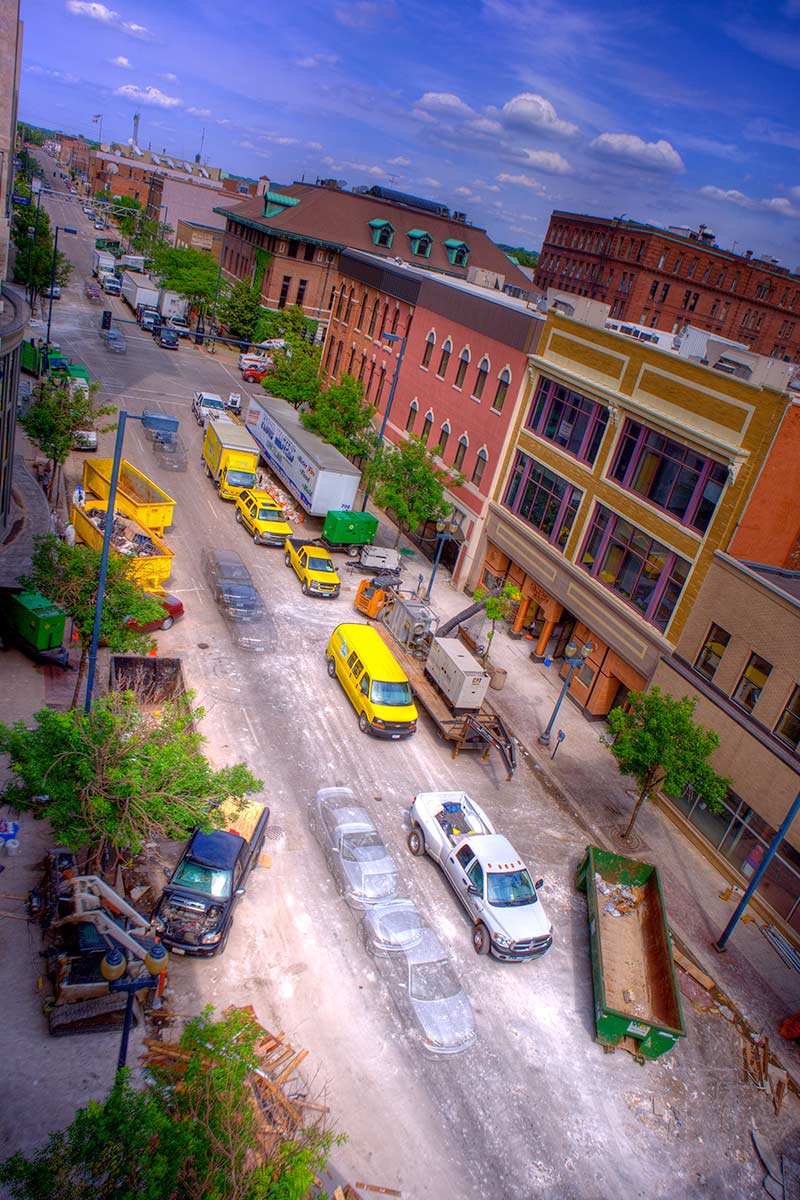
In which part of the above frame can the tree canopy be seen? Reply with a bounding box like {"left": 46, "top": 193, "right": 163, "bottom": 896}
{"left": 263, "top": 344, "right": 322, "bottom": 409}
{"left": 217, "top": 278, "right": 263, "bottom": 341}
{"left": 11, "top": 197, "right": 73, "bottom": 306}
{"left": 300, "top": 375, "right": 374, "bottom": 459}
{"left": 20, "top": 377, "right": 115, "bottom": 483}
{"left": 605, "top": 687, "right": 731, "bottom": 839}
{"left": 370, "top": 437, "right": 457, "bottom": 546}
{"left": 473, "top": 582, "right": 521, "bottom": 662}
{"left": 151, "top": 245, "right": 220, "bottom": 315}
{"left": 253, "top": 304, "right": 317, "bottom": 347}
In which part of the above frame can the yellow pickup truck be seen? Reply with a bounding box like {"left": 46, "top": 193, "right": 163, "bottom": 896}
{"left": 283, "top": 537, "right": 341, "bottom": 598}
{"left": 235, "top": 489, "right": 292, "bottom": 546}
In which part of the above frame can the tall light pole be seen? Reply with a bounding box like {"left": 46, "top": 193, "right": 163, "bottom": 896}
{"left": 84, "top": 409, "right": 180, "bottom": 713}
{"left": 424, "top": 520, "right": 462, "bottom": 603}
{"left": 46, "top": 225, "right": 77, "bottom": 346}
{"left": 208, "top": 230, "right": 229, "bottom": 354}
{"left": 538, "top": 639, "right": 594, "bottom": 746}
{"left": 101, "top": 943, "right": 168, "bottom": 1071}
{"left": 360, "top": 331, "right": 407, "bottom": 513}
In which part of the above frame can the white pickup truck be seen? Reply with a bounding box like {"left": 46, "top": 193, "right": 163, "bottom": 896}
{"left": 408, "top": 791, "right": 553, "bottom": 962}
{"left": 192, "top": 390, "right": 226, "bottom": 426}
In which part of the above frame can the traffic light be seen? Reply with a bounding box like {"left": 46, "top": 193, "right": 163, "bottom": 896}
{"left": 101, "top": 310, "right": 112, "bottom": 330}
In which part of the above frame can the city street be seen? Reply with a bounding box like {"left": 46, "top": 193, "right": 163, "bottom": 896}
{"left": 11, "top": 165, "right": 795, "bottom": 1199}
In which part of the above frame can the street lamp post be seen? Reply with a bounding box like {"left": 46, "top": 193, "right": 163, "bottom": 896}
{"left": 208, "top": 231, "right": 229, "bottom": 354}
{"left": 424, "top": 520, "right": 462, "bottom": 603}
{"left": 25, "top": 183, "right": 43, "bottom": 306}
{"left": 46, "top": 225, "right": 77, "bottom": 346}
{"left": 83, "top": 409, "right": 180, "bottom": 713}
{"left": 360, "top": 331, "right": 407, "bottom": 513}
{"left": 538, "top": 639, "right": 594, "bottom": 746}
{"left": 101, "top": 944, "right": 169, "bottom": 1071}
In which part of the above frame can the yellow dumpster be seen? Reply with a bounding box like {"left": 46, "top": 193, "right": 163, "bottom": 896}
{"left": 82, "top": 458, "right": 175, "bottom": 537}
{"left": 72, "top": 500, "right": 174, "bottom": 590}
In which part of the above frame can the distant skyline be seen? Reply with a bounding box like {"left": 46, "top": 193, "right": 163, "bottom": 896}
{"left": 18, "top": 0, "right": 800, "bottom": 263}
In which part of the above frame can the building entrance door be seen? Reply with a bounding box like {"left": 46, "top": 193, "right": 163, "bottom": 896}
{"left": 552, "top": 614, "right": 576, "bottom": 659}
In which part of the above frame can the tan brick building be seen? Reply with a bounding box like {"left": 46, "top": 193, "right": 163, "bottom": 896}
{"left": 651, "top": 553, "right": 800, "bottom": 940}
{"left": 175, "top": 218, "right": 224, "bottom": 263}
{"left": 470, "top": 297, "right": 792, "bottom": 717}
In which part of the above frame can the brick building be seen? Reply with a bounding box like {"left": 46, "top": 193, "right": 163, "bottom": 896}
{"left": 324, "top": 250, "right": 543, "bottom": 575}
{"left": 214, "top": 181, "right": 531, "bottom": 332}
{"left": 728, "top": 398, "right": 800, "bottom": 570}
{"left": 470, "top": 296, "right": 792, "bottom": 718}
{"left": 175, "top": 218, "right": 224, "bottom": 263}
{"left": 534, "top": 211, "right": 800, "bottom": 363}
{"left": 651, "top": 552, "right": 800, "bottom": 941}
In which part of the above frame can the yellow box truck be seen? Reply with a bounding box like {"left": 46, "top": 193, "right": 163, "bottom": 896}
{"left": 202, "top": 419, "right": 259, "bottom": 500}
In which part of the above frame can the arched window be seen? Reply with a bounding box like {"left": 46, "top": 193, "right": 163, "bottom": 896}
{"left": 421, "top": 409, "right": 433, "bottom": 444}
{"left": 406, "top": 399, "right": 418, "bottom": 433}
{"left": 422, "top": 330, "right": 435, "bottom": 369}
{"left": 346, "top": 344, "right": 356, "bottom": 375}
{"left": 346, "top": 286, "right": 356, "bottom": 326}
{"left": 471, "top": 446, "right": 488, "bottom": 487}
{"left": 472, "top": 356, "right": 490, "bottom": 400}
{"left": 328, "top": 286, "right": 336, "bottom": 313}
{"left": 332, "top": 340, "right": 343, "bottom": 376}
{"left": 379, "top": 302, "right": 390, "bottom": 339}
{"left": 454, "top": 347, "right": 470, "bottom": 389}
{"left": 454, "top": 433, "right": 468, "bottom": 471}
{"left": 437, "top": 337, "right": 452, "bottom": 379}
{"left": 324, "top": 336, "right": 335, "bottom": 370}
{"left": 391, "top": 306, "right": 400, "bottom": 334}
{"left": 359, "top": 352, "right": 367, "bottom": 382}
{"left": 437, "top": 420, "right": 451, "bottom": 458}
{"left": 335, "top": 285, "right": 347, "bottom": 321}
{"left": 375, "top": 365, "right": 387, "bottom": 409}
{"left": 492, "top": 367, "right": 511, "bottom": 413}
{"left": 356, "top": 291, "right": 368, "bottom": 331}
{"left": 368, "top": 298, "right": 379, "bottom": 337}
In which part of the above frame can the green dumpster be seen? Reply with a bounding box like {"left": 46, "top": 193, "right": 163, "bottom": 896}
{"left": 321, "top": 510, "right": 378, "bottom": 553}
{"left": 2, "top": 591, "right": 67, "bottom": 651}
{"left": 576, "top": 845, "right": 686, "bottom": 1062}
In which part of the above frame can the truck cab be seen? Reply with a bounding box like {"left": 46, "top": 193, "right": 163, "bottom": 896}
{"left": 235, "top": 489, "right": 292, "bottom": 545}
{"left": 193, "top": 390, "right": 226, "bottom": 426}
{"left": 284, "top": 538, "right": 340, "bottom": 597}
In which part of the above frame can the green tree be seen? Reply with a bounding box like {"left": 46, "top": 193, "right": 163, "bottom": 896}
{"left": 253, "top": 304, "right": 317, "bottom": 348}
{"left": 11, "top": 204, "right": 72, "bottom": 310}
{"left": 499, "top": 243, "right": 539, "bottom": 269}
{"left": 300, "top": 375, "right": 374, "bottom": 459}
{"left": 370, "top": 437, "right": 458, "bottom": 547}
{"left": 605, "top": 687, "right": 731, "bottom": 839}
{"left": 264, "top": 344, "right": 322, "bottom": 409}
{"left": 20, "top": 377, "right": 116, "bottom": 502}
{"left": 18, "top": 122, "right": 44, "bottom": 147}
{"left": 473, "top": 582, "right": 521, "bottom": 663}
{"left": 20, "top": 534, "right": 165, "bottom": 709}
{"left": 217, "top": 278, "right": 263, "bottom": 341}
{"left": 0, "top": 1009, "right": 337, "bottom": 1200}
{"left": 151, "top": 245, "right": 221, "bottom": 316}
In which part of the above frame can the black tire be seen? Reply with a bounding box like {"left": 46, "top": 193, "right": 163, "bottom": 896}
{"left": 327, "top": 656, "right": 337, "bottom": 678}
{"left": 346, "top": 544, "right": 360, "bottom": 558}
{"left": 160, "top": 615, "right": 174, "bottom": 631}
{"left": 301, "top": 581, "right": 308, "bottom": 596}
{"left": 358, "top": 711, "right": 370, "bottom": 734}
{"left": 284, "top": 552, "right": 292, "bottom": 567}
{"left": 235, "top": 510, "right": 242, "bottom": 523}
{"left": 205, "top": 463, "right": 212, "bottom": 478}
{"left": 253, "top": 529, "right": 260, "bottom": 544}
{"left": 407, "top": 827, "right": 425, "bottom": 857}
{"left": 472, "top": 923, "right": 491, "bottom": 956}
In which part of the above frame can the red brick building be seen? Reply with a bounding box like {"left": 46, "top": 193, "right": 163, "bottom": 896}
{"left": 324, "top": 250, "right": 543, "bottom": 575}
{"left": 214, "top": 181, "right": 532, "bottom": 334}
{"left": 534, "top": 211, "right": 800, "bottom": 363}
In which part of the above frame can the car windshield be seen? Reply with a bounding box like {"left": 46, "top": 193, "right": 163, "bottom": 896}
{"left": 370, "top": 680, "right": 413, "bottom": 706}
{"left": 215, "top": 559, "right": 250, "bottom": 581}
{"left": 172, "top": 860, "right": 231, "bottom": 898}
{"left": 487, "top": 868, "right": 537, "bottom": 907}
{"left": 341, "top": 831, "right": 386, "bottom": 862}
{"left": 410, "top": 959, "right": 462, "bottom": 1001}
{"left": 228, "top": 470, "right": 256, "bottom": 489}
{"left": 257, "top": 507, "right": 283, "bottom": 522}
{"left": 205, "top": 397, "right": 225, "bottom": 410}
{"left": 222, "top": 583, "right": 259, "bottom": 603}
{"left": 307, "top": 556, "right": 336, "bottom": 573}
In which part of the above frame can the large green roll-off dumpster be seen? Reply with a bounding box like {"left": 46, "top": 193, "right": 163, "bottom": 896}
{"left": 2, "top": 591, "right": 67, "bottom": 651}
{"left": 576, "top": 845, "right": 686, "bottom": 1062}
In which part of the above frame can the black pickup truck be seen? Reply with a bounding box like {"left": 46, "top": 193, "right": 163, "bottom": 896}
{"left": 152, "top": 799, "right": 269, "bottom": 956}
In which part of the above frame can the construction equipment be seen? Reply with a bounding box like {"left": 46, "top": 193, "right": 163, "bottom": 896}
{"left": 31, "top": 849, "right": 162, "bottom": 1036}
{"left": 354, "top": 575, "right": 404, "bottom": 620}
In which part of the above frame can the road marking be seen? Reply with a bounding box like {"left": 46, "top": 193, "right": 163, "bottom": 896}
{"left": 241, "top": 706, "right": 259, "bottom": 745}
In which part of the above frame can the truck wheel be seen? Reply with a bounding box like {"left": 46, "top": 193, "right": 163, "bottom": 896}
{"left": 301, "top": 581, "right": 309, "bottom": 596}
{"left": 205, "top": 464, "right": 211, "bottom": 478}
{"left": 327, "top": 657, "right": 337, "bottom": 678}
{"left": 284, "top": 552, "right": 292, "bottom": 567}
{"left": 235, "top": 510, "right": 242, "bottom": 523}
{"left": 253, "top": 529, "right": 260, "bottom": 544}
{"left": 346, "top": 544, "right": 360, "bottom": 558}
{"left": 472, "top": 923, "right": 491, "bottom": 956}
{"left": 160, "top": 615, "right": 174, "bottom": 631}
{"left": 407, "top": 828, "right": 425, "bottom": 857}
{"left": 358, "top": 711, "right": 370, "bottom": 734}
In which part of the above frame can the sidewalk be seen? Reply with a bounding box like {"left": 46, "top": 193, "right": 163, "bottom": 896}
{"left": 400, "top": 541, "right": 800, "bottom": 1082}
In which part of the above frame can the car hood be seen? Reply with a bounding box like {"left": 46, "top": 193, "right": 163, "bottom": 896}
{"left": 489, "top": 898, "right": 552, "bottom": 942}
{"left": 344, "top": 858, "right": 399, "bottom": 904}
{"left": 412, "top": 991, "right": 476, "bottom": 1053}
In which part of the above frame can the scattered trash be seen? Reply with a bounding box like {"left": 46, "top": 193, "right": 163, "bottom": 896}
{"left": 595, "top": 872, "right": 642, "bottom": 917}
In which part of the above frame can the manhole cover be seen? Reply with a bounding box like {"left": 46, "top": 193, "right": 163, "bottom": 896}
{"left": 265, "top": 825, "right": 284, "bottom": 841}
{"left": 612, "top": 827, "right": 644, "bottom": 852}
{"left": 197, "top": 642, "right": 210, "bottom": 650}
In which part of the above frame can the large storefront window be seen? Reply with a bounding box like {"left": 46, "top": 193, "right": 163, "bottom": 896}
{"left": 503, "top": 450, "right": 583, "bottom": 551}
{"left": 579, "top": 505, "right": 690, "bottom": 632}
{"left": 677, "top": 787, "right": 800, "bottom": 935}
{"left": 527, "top": 375, "right": 608, "bottom": 466}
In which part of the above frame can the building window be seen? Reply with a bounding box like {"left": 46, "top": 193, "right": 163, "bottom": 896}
{"left": 391, "top": 307, "right": 400, "bottom": 334}
{"left": 437, "top": 338, "right": 452, "bottom": 379}
{"left": 471, "top": 448, "right": 488, "bottom": 488}
{"left": 610, "top": 418, "right": 727, "bottom": 533}
{"left": 453, "top": 433, "right": 468, "bottom": 470}
{"left": 408, "top": 229, "right": 432, "bottom": 257}
{"left": 421, "top": 410, "right": 433, "bottom": 444}
{"left": 659, "top": 283, "right": 670, "bottom": 303}
{"left": 444, "top": 238, "right": 470, "bottom": 267}
{"left": 324, "top": 337, "right": 335, "bottom": 370}
{"left": 527, "top": 375, "right": 608, "bottom": 466}
{"left": 375, "top": 366, "right": 386, "bottom": 410}
{"left": 422, "top": 331, "right": 435, "bottom": 369}
{"left": 356, "top": 292, "right": 367, "bottom": 331}
{"left": 359, "top": 352, "right": 367, "bottom": 382}
{"left": 406, "top": 400, "right": 418, "bottom": 433}
{"left": 579, "top": 505, "right": 690, "bottom": 633}
{"left": 454, "top": 348, "right": 470, "bottom": 389}
{"left": 775, "top": 687, "right": 800, "bottom": 751}
{"left": 694, "top": 624, "right": 730, "bottom": 681}
{"left": 369, "top": 219, "right": 395, "bottom": 249}
{"left": 437, "top": 422, "right": 450, "bottom": 458}
{"left": 296, "top": 278, "right": 308, "bottom": 307}
{"left": 368, "top": 299, "right": 379, "bottom": 337}
{"left": 278, "top": 275, "right": 291, "bottom": 309}
{"left": 287, "top": 241, "right": 299, "bottom": 259}
{"left": 503, "top": 450, "right": 583, "bottom": 552}
{"left": 304, "top": 242, "right": 315, "bottom": 262}
{"left": 346, "top": 287, "right": 356, "bottom": 325}
{"left": 733, "top": 653, "right": 772, "bottom": 713}
{"left": 492, "top": 368, "right": 511, "bottom": 413}
{"left": 335, "top": 285, "right": 347, "bottom": 320}
{"left": 472, "top": 356, "right": 489, "bottom": 400}
{"left": 332, "top": 340, "right": 343, "bottom": 376}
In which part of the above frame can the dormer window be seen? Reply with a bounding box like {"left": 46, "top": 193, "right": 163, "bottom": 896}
{"left": 369, "top": 219, "right": 395, "bottom": 249}
{"left": 408, "top": 229, "right": 432, "bottom": 258}
{"left": 444, "top": 238, "right": 470, "bottom": 268}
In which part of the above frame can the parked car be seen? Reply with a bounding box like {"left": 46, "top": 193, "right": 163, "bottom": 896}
{"left": 94, "top": 221, "right": 104, "bottom": 230}
{"left": 126, "top": 592, "right": 185, "bottom": 633}
{"left": 73, "top": 429, "right": 98, "bottom": 451}
{"left": 156, "top": 327, "right": 180, "bottom": 350}
{"left": 235, "top": 489, "right": 292, "bottom": 546}
{"left": 106, "top": 332, "right": 127, "bottom": 354}
{"left": 309, "top": 787, "right": 399, "bottom": 909}
{"left": 242, "top": 362, "right": 270, "bottom": 384}
{"left": 42, "top": 284, "right": 61, "bottom": 299}
{"left": 168, "top": 316, "right": 191, "bottom": 337}
{"left": 201, "top": 547, "right": 264, "bottom": 620}
{"left": 82, "top": 206, "right": 93, "bottom": 215}
{"left": 85, "top": 283, "right": 101, "bottom": 302}
{"left": 359, "top": 902, "right": 477, "bottom": 1056}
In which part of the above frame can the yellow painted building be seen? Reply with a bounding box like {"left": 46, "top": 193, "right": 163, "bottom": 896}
{"left": 471, "top": 302, "right": 792, "bottom": 717}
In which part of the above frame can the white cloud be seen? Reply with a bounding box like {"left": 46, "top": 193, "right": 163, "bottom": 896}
{"left": 186, "top": 106, "right": 211, "bottom": 118}
{"left": 516, "top": 148, "right": 573, "bottom": 175}
{"left": 115, "top": 84, "right": 182, "bottom": 108}
{"left": 416, "top": 91, "right": 475, "bottom": 119}
{"left": 65, "top": 1, "right": 151, "bottom": 38}
{"left": 160, "top": 72, "right": 178, "bottom": 82}
{"left": 496, "top": 172, "right": 547, "bottom": 194}
{"left": 590, "top": 133, "right": 684, "bottom": 172}
{"left": 295, "top": 52, "right": 339, "bottom": 68}
{"left": 700, "top": 184, "right": 800, "bottom": 219}
{"left": 335, "top": 0, "right": 396, "bottom": 28}
{"left": 306, "top": 141, "right": 323, "bottom": 151}
{"left": 416, "top": 176, "right": 441, "bottom": 188}
{"left": 500, "top": 93, "right": 579, "bottom": 139}
{"left": 322, "top": 154, "right": 387, "bottom": 178}
{"left": 111, "top": 55, "right": 131, "bottom": 68}
{"left": 387, "top": 155, "right": 410, "bottom": 166}
{"left": 466, "top": 116, "right": 503, "bottom": 137}
{"left": 454, "top": 186, "right": 476, "bottom": 198}
{"left": 24, "top": 64, "right": 79, "bottom": 84}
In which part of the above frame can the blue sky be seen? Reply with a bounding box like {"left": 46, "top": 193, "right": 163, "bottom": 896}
{"left": 19, "top": 0, "right": 800, "bottom": 262}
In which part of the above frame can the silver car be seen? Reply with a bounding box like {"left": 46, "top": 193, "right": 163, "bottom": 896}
{"left": 309, "top": 788, "right": 399, "bottom": 909}
{"left": 360, "top": 903, "right": 477, "bottom": 1056}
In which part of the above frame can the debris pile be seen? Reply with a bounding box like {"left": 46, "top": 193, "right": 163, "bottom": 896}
{"left": 595, "top": 872, "right": 643, "bottom": 918}
{"left": 85, "top": 506, "right": 162, "bottom": 557}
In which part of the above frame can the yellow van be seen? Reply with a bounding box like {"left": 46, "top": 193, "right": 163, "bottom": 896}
{"left": 326, "top": 623, "right": 418, "bottom": 739}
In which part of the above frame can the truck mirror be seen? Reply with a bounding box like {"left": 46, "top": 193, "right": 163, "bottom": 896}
{"left": 467, "top": 884, "right": 480, "bottom": 896}
{"left": 235, "top": 887, "right": 246, "bottom": 897}
{"left": 535, "top": 878, "right": 544, "bottom": 890}
{"left": 163, "top": 867, "right": 171, "bottom": 879}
